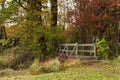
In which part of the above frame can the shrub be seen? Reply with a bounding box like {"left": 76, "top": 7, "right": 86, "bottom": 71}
{"left": 113, "top": 56, "right": 120, "bottom": 62}
{"left": 108, "top": 42, "right": 118, "bottom": 59}
{"left": 0, "top": 60, "right": 9, "bottom": 69}
{"left": 11, "top": 47, "right": 37, "bottom": 70}
{"left": 29, "top": 59, "right": 62, "bottom": 75}
{"left": 18, "top": 25, "right": 62, "bottom": 61}
{"left": 110, "top": 56, "right": 120, "bottom": 65}
{"left": 29, "top": 59, "right": 43, "bottom": 75}
{"left": 42, "top": 59, "right": 61, "bottom": 73}
{"left": 0, "top": 48, "right": 15, "bottom": 69}
{"left": 0, "top": 38, "right": 16, "bottom": 50}
{"left": 96, "top": 38, "right": 110, "bottom": 59}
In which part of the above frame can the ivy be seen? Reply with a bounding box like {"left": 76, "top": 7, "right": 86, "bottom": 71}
{"left": 96, "top": 38, "right": 110, "bottom": 59}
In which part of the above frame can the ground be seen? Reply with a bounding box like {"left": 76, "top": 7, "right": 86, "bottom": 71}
{"left": 1, "top": 60, "right": 120, "bottom": 80}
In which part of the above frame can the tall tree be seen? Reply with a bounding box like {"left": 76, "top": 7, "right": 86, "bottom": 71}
{"left": 67, "top": 0, "right": 120, "bottom": 43}
{"left": 0, "top": 0, "right": 8, "bottom": 39}
{"left": 50, "top": 0, "right": 58, "bottom": 27}
{"left": 15, "top": 0, "right": 43, "bottom": 25}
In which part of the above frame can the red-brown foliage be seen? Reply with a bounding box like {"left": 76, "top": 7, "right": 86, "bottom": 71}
{"left": 67, "top": 0, "right": 120, "bottom": 29}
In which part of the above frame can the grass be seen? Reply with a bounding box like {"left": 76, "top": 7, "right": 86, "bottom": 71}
{"left": 1, "top": 60, "right": 120, "bottom": 80}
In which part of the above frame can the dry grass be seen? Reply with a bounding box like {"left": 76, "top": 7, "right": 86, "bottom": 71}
{"left": 0, "top": 69, "right": 28, "bottom": 77}
{"left": 63, "top": 58, "right": 81, "bottom": 68}
{"left": 1, "top": 58, "right": 120, "bottom": 80}
{"left": 1, "top": 60, "right": 120, "bottom": 80}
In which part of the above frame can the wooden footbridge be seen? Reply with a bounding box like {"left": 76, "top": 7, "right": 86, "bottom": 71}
{"left": 55, "top": 43, "right": 98, "bottom": 62}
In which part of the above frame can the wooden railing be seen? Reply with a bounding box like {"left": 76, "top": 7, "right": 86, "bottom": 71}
{"left": 56, "top": 43, "right": 96, "bottom": 58}
{"left": 78, "top": 43, "right": 96, "bottom": 57}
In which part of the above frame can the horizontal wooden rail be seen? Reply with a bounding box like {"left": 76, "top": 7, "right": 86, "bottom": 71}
{"left": 61, "top": 43, "right": 78, "bottom": 46}
{"left": 56, "top": 43, "right": 96, "bottom": 58}
{"left": 78, "top": 50, "right": 95, "bottom": 53}
{"left": 78, "top": 44, "right": 95, "bottom": 46}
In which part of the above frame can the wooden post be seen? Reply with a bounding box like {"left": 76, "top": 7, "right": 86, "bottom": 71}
{"left": 59, "top": 45, "right": 61, "bottom": 54}
{"left": 94, "top": 43, "right": 96, "bottom": 57}
{"left": 66, "top": 44, "right": 69, "bottom": 56}
{"left": 75, "top": 43, "right": 78, "bottom": 58}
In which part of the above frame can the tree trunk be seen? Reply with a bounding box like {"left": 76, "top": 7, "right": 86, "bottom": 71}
{"left": 0, "top": 26, "right": 7, "bottom": 39}
{"left": 0, "top": 0, "right": 7, "bottom": 39}
{"left": 37, "top": 0, "right": 42, "bottom": 25}
{"left": 50, "top": 0, "right": 58, "bottom": 27}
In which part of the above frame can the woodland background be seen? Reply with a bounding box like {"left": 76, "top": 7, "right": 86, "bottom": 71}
{"left": 0, "top": 0, "right": 120, "bottom": 72}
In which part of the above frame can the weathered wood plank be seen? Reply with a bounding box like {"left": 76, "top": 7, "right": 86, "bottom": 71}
{"left": 78, "top": 44, "right": 95, "bottom": 46}
{"left": 57, "top": 43, "right": 96, "bottom": 58}
{"left": 61, "top": 43, "right": 78, "bottom": 46}
{"left": 78, "top": 50, "right": 95, "bottom": 53}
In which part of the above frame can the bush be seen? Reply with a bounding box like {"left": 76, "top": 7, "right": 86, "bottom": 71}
{"left": 0, "top": 60, "right": 9, "bottom": 69}
{"left": 110, "top": 56, "right": 120, "bottom": 65}
{"left": 29, "top": 59, "right": 43, "bottom": 75}
{"left": 0, "top": 38, "right": 17, "bottom": 51}
{"left": 11, "top": 47, "right": 37, "bottom": 70}
{"left": 29, "top": 59, "right": 62, "bottom": 75}
{"left": 42, "top": 59, "right": 61, "bottom": 73}
{"left": 108, "top": 42, "right": 118, "bottom": 59}
{"left": 18, "top": 25, "right": 62, "bottom": 61}
{"left": 0, "top": 48, "right": 15, "bottom": 69}
{"left": 96, "top": 38, "right": 110, "bottom": 59}
{"left": 113, "top": 56, "right": 120, "bottom": 62}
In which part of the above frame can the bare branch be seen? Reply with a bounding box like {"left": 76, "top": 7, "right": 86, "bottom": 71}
{"left": 14, "top": 0, "right": 29, "bottom": 11}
